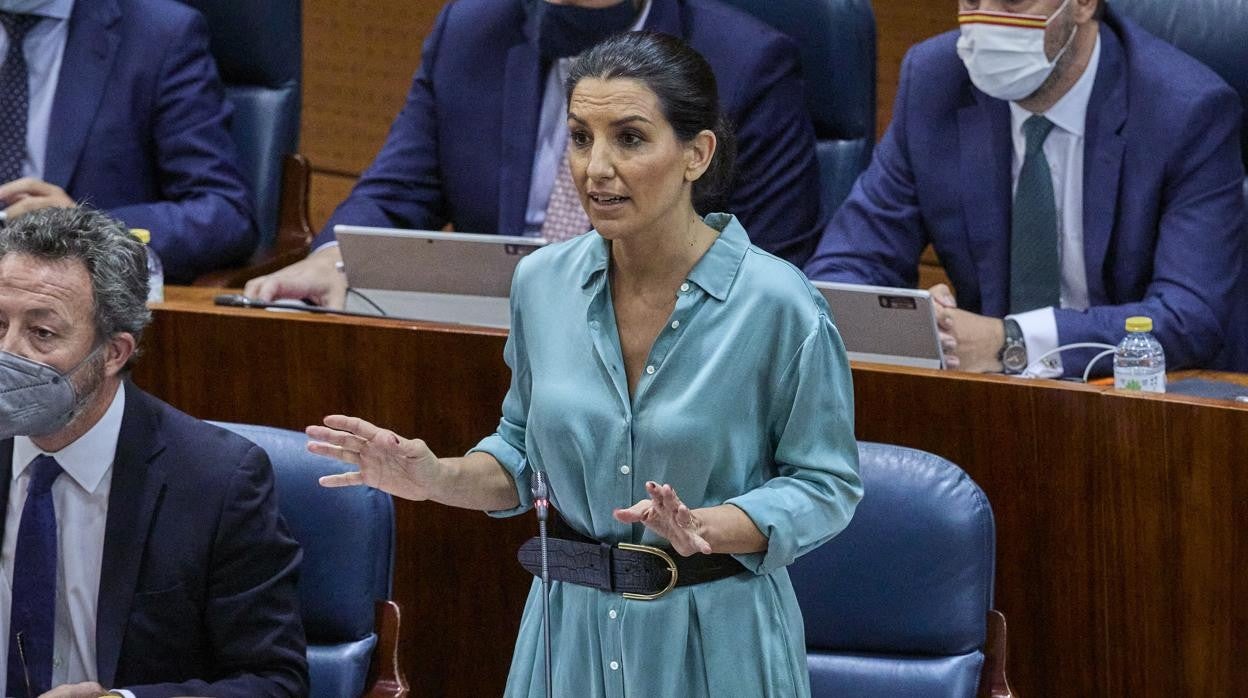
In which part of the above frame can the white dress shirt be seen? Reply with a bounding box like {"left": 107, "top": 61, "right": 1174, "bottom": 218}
{"left": 0, "top": 0, "right": 74, "bottom": 181}
{"left": 1006, "top": 34, "right": 1101, "bottom": 377}
{"left": 522, "top": 0, "right": 653, "bottom": 236}
{"left": 0, "top": 381, "right": 123, "bottom": 698}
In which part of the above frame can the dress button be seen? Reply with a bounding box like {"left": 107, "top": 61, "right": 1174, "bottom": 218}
{"left": 610, "top": 661, "right": 620, "bottom": 671}
{"left": 670, "top": 320, "right": 680, "bottom": 329}
{"left": 679, "top": 282, "right": 690, "bottom": 293}
{"left": 620, "top": 465, "right": 630, "bottom": 475}
{"left": 645, "top": 365, "right": 656, "bottom": 375}
{"left": 608, "top": 609, "right": 618, "bottom": 619}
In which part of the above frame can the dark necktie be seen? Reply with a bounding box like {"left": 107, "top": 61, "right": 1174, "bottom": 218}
{"left": 7, "top": 454, "right": 63, "bottom": 697}
{"left": 1009, "top": 115, "right": 1061, "bottom": 314}
{"left": 0, "top": 12, "right": 40, "bottom": 184}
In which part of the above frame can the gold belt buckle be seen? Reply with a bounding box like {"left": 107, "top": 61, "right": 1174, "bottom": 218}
{"left": 617, "top": 543, "right": 679, "bottom": 601}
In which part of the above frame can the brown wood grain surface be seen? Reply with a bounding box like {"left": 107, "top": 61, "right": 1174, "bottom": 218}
{"left": 132, "top": 288, "right": 1248, "bottom": 697}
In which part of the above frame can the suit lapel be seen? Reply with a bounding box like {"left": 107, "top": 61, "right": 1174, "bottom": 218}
{"left": 958, "top": 93, "right": 1014, "bottom": 316}
{"left": 496, "top": 14, "right": 545, "bottom": 238}
{"left": 44, "top": 0, "right": 121, "bottom": 189}
{"left": 1081, "top": 25, "right": 1127, "bottom": 305}
{"left": 95, "top": 384, "right": 167, "bottom": 688}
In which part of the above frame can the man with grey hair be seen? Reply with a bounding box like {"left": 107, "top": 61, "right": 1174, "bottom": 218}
{"left": 0, "top": 207, "right": 307, "bottom": 697}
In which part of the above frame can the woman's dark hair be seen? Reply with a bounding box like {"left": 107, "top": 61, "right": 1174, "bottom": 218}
{"left": 566, "top": 31, "right": 737, "bottom": 214}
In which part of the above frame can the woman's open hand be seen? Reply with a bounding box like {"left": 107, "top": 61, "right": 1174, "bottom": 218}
{"left": 307, "top": 415, "right": 441, "bottom": 501}
{"left": 613, "top": 481, "right": 713, "bottom": 556}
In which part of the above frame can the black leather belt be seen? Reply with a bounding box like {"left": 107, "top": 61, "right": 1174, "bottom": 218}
{"left": 516, "top": 517, "right": 747, "bottom": 600}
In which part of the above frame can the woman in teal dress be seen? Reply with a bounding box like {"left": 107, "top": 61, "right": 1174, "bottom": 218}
{"left": 307, "top": 31, "right": 862, "bottom": 697}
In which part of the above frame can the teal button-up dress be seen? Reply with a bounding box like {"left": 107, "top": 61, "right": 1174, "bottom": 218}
{"left": 472, "top": 213, "right": 862, "bottom": 697}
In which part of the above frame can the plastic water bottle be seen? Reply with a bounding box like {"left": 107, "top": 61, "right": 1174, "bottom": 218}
{"left": 131, "top": 228, "right": 164, "bottom": 303}
{"left": 1113, "top": 316, "right": 1165, "bottom": 393}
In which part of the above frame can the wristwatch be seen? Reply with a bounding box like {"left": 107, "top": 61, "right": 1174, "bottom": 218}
{"left": 1000, "top": 318, "right": 1028, "bottom": 374}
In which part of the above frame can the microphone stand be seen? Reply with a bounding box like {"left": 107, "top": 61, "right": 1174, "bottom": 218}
{"left": 531, "top": 470, "right": 553, "bottom": 698}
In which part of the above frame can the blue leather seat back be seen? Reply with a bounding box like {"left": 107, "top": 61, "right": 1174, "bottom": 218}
{"left": 790, "top": 442, "right": 996, "bottom": 697}
{"left": 213, "top": 422, "right": 394, "bottom": 698}
{"left": 715, "top": 0, "right": 876, "bottom": 214}
{"left": 808, "top": 654, "right": 983, "bottom": 698}
{"left": 1111, "top": 0, "right": 1248, "bottom": 169}
{"left": 178, "top": 0, "right": 302, "bottom": 248}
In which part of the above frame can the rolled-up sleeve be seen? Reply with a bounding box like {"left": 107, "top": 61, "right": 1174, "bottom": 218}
{"left": 469, "top": 262, "right": 534, "bottom": 517}
{"left": 727, "top": 315, "right": 863, "bottom": 574}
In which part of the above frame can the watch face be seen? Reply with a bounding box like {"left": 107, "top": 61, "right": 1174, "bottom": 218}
{"left": 1002, "top": 344, "right": 1028, "bottom": 372}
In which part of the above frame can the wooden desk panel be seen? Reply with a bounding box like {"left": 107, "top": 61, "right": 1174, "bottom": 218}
{"left": 133, "top": 288, "right": 1248, "bottom": 697}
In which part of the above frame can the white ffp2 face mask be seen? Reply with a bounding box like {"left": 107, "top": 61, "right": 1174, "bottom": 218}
{"left": 956, "top": 0, "right": 1078, "bottom": 102}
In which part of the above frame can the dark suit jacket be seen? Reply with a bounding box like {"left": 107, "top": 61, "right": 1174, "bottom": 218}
{"left": 804, "top": 8, "right": 1248, "bottom": 375}
{"left": 315, "top": 0, "right": 825, "bottom": 265}
{"left": 0, "top": 385, "right": 307, "bottom": 697}
{"left": 45, "top": 0, "right": 255, "bottom": 283}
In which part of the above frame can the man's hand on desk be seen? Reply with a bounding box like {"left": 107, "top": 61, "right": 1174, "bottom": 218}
{"left": 36, "top": 680, "right": 111, "bottom": 697}
{"left": 0, "top": 177, "right": 75, "bottom": 218}
{"left": 244, "top": 245, "right": 347, "bottom": 309}
{"left": 929, "top": 283, "right": 1005, "bottom": 374}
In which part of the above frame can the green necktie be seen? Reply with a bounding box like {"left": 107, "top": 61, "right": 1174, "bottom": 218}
{"left": 1010, "top": 115, "right": 1061, "bottom": 314}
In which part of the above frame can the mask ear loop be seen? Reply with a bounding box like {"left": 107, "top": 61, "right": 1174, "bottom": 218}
{"left": 61, "top": 341, "right": 108, "bottom": 380}
{"left": 1043, "top": 0, "right": 1080, "bottom": 68}
{"left": 54, "top": 341, "right": 110, "bottom": 417}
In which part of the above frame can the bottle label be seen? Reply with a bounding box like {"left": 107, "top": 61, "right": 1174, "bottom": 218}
{"left": 1114, "top": 371, "right": 1166, "bottom": 393}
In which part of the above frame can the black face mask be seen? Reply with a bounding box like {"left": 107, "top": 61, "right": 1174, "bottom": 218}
{"left": 534, "top": 0, "right": 639, "bottom": 60}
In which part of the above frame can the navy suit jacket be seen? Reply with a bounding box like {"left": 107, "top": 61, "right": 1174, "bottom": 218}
{"left": 805, "top": 9, "right": 1247, "bottom": 375}
{"left": 0, "top": 385, "right": 308, "bottom": 697}
{"left": 316, "top": 0, "right": 825, "bottom": 266}
{"left": 45, "top": 0, "right": 255, "bottom": 283}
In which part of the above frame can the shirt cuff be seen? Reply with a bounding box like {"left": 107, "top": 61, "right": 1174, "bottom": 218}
{"left": 467, "top": 435, "right": 532, "bottom": 518}
{"left": 111, "top": 690, "right": 136, "bottom": 698}
{"left": 1009, "top": 307, "right": 1061, "bottom": 377}
{"left": 311, "top": 239, "right": 340, "bottom": 255}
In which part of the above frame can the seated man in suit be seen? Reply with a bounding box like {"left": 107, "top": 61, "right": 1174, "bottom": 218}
{"left": 804, "top": 0, "right": 1247, "bottom": 377}
{"left": 245, "top": 0, "right": 824, "bottom": 308}
{"left": 0, "top": 208, "right": 306, "bottom": 696}
{"left": 0, "top": 0, "right": 256, "bottom": 284}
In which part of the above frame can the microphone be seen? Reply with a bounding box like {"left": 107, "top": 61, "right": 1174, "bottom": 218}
{"left": 211, "top": 294, "right": 384, "bottom": 319}
{"left": 531, "top": 469, "right": 553, "bottom": 698}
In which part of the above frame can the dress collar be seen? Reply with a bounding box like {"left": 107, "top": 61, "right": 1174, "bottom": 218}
{"left": 578, "top": 212, "right": 750, "bottom": 302}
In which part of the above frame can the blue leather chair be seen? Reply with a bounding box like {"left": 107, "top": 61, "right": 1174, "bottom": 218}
{"left": 213, "top": 422, "right": 409, "bottom": 698}
{"left": 1111, "top": 0, "right": 1248, "bottom": 204}
{"left": 179, "top": 0, "right": 303, "bottom": 250}
{"left": 716, "top": 0, "right": 877, "bottom": 215}
{"left": 789, "top": 442, "right": 1013, "bottom": 698}
{"left": 181, "top": 1, "right": 317, "bottom": 288}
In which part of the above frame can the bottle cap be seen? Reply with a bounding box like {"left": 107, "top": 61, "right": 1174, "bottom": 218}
{"left": 131, "top": 228, "right": 151, "bottom": 244}
{"left": 1125, "top": 316, "right": 1152, "bottom": 333}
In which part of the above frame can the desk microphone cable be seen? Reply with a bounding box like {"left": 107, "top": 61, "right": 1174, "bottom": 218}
{"left": 1022, "top": 343, "right": 1117, "bottom": 382}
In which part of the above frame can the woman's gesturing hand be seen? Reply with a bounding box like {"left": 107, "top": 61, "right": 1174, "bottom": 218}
{"left": 307, "top": 414, "right": 441, "bottom": 501}
{"left": 613, "top": 481, "right": 713, "bottom": 556}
